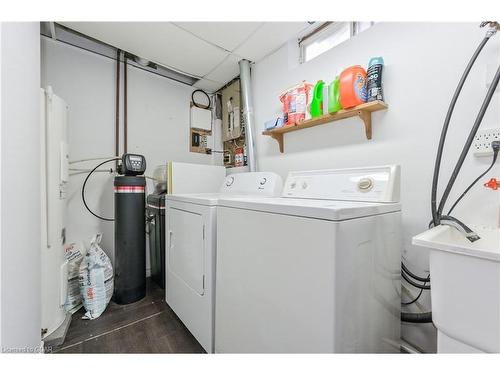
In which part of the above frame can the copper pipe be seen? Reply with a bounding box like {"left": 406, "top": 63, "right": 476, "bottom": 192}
{"left": 115, "top": 49, "right": 121, "bottom": 162}
{"left": 124, "top": 55, "right": 128, "bottom": 153}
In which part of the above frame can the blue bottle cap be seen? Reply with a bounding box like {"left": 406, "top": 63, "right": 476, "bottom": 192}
{"left": 369, "top": 57, "right": 384, "bottom": 66}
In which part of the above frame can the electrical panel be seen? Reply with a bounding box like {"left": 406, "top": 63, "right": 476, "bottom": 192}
{"left": 221, "top": 80, "right": 242, "bottom": 141}
{"left": 189, "top": 97, "right": 213, "bottom": 154}
{"left": 190, "top": 105, "right": 212, "bottom": 131}
{"left": 190, "top": 128, "right": 212, "bottom": 154}
{"left": 218, "top": 79, "right": 247, "bottom": 168}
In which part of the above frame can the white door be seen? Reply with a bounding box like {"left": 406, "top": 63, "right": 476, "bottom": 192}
{"left": 168, "top": 207, "right": 205, "bottom": 295}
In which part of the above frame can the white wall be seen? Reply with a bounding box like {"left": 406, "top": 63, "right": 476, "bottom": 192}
{"left": 252, "top": 22, "right": 500, "bottom": 353}
{"left": 0, "top": 22, "right": 41, "bottom": 351}
{"left": 41, "top": 37, "right": 222, "bottom": 267}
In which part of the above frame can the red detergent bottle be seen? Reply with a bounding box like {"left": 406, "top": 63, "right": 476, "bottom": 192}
{"left": 339, "top": 65, "right": 367, "bottom": 109}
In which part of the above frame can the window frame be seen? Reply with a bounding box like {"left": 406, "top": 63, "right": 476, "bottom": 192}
{"left": 299, "top": 22, "right": 375, "bottom": 64}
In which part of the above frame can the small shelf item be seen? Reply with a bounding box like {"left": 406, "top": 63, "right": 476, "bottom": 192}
{"left": 262, "top": 100, "right": 388, "bottom": 153}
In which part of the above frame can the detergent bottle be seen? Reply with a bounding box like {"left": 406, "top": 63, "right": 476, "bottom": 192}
{"left": 339, "top": 65, "right": 367, "bottom": 109}
{"left": 309, "top": 80, "right": 325, "bottom": 118}
{"left": 328, "top": 76, "right": 342, "bottom": 113}
{"left": 366, "top": 57, "right": 384, "bottom": 102}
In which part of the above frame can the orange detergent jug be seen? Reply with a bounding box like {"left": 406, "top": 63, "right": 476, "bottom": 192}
{"left": 339, "top": 65, "right": 368, "bottom": 109}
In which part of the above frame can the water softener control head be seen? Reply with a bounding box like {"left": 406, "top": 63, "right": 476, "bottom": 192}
{"left": 119, "top": 153, "right": 147, "bottom": 176}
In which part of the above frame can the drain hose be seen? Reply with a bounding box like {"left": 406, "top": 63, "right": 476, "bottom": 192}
{"left": 401, "top": 312, "right": 433, "bottom": 323}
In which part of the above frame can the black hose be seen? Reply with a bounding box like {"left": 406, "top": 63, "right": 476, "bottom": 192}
{"left": 401, "top": 312, "right": 433, "bottom": 324}
{"left": 82, "top": 157, "right": 120, "bottom": 222}
{"left": 402, "top": 279, "right": 428, "bottom": 306}
{"left": 437, "top": 62, "right": 500, "bottom": 218}
{"left": 447, "top": 149, "right": 499, "bottom": 215}
{"left": 191, "top": 89, "right": 211, "bottom": 109}
{"left": 402, "top": 263, "right": 430, "bottom": 283}
{"left": 402, "top": 271, "right": 431, "bottom": 290}
{"left": 431, "top": 36, "right": 490, "bottom": 226}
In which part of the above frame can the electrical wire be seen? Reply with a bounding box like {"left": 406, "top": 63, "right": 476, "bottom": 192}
{"left": 402, "top": 271, "right": 431, "bottom": 290}
{"left": 402, "top": 263, "right": 430, "bottom": 283}
{"left": 191, "top": 89, "right": 211, "bottom": 109}
{"left": 447, "top": 148, "right": 499, "bottom": 215}
{"left": 82, "top": 157, "right": 120, "bottom": 222}
{"left": 402, "top": 277, "right": 429, "bottom": 306}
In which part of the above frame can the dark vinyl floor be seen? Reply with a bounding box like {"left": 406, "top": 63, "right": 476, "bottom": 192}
{"left": 54, "top": 279, "right": 205, "bottom": 354}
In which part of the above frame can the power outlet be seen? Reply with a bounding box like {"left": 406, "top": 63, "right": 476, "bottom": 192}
{"left": 473, "top": 127, "right": 500, "bottom": 157}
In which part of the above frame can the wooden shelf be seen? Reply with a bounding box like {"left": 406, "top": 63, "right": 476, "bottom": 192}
{"left": 262, "top": 100, "right": 388, "bottom": 153}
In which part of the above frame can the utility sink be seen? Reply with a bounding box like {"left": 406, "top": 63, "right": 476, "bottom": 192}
{"left": 413, "top": 225, "right": 500, "bottom": 353}
{"left": 413, "top": 225, "right": 500, "bottom": 261}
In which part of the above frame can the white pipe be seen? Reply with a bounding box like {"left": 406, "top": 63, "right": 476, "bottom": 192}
{"left": 69, "top": 168, "right": 113, "bottom": 172}
{"left": 239, "top": 59, "right": 257, "bottom": 172}
{"left": 69, "top": 170, "right": 112, "bottom": 177}
{"left": 69, "top": 156, "right": 116, "bottom": 164}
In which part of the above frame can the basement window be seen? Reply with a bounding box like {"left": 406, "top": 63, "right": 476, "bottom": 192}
{"left": 299, "top": 22, "right": 375, "bottom": 63}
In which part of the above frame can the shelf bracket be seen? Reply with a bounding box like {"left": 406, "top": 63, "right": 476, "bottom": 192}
{"left": 358, "top": 110, "right": 372, "bottom": 140}
{"left": 270, "top": 133, "right": 284, "bottom": 153}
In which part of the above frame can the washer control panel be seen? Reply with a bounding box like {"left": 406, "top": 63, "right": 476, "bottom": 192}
{"left": 220, "top": 172, "right": 283, "bottom": 196}
{"left": 282, "top": 165, "right": 400, "bottom": 203}
{"left": 357, "top": 177, "right": 374, "bottom": 191}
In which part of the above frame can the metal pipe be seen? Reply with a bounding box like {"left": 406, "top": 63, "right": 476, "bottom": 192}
{"left": 124, "top": 55, "right": 128, "bottom": 153}
{"left": 70, "top": 156, "right": 116, "bottom": 164}
{"left": 239, "top": 59, "right": 257, "bottom": 172}
{"left": 115, "top": 49, "right": 121, "bottom": 164}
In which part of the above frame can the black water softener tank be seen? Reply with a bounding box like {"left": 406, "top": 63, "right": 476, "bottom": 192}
{"left": 113, "top": 154, "right": 147, "bottom": 304}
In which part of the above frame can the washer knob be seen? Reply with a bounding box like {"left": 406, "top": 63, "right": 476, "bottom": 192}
{"left": 225, "top": 176, "right": 235, "bottom": 186}
{"left": 357, "top": 177, "right": 374, "bottom": 191}
{"left": 259, "top": 177, "right": 267, "bottom": 185}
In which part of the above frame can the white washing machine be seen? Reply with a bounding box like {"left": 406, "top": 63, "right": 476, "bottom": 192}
{"left": 165, "top": 172, "right": 283, "bottom": 353}
{"left": 215, "top": 165, "right": 402, "bottom": 353}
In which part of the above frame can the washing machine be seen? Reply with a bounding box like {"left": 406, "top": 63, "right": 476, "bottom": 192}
{"left": 165, "top": 172, "right": 283, "bottom": 353}
{"left": 215, "top": 165, "right": 402, "bottom": 353}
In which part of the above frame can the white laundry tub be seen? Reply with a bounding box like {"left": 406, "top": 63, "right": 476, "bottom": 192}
{"left": 413, "top": 225, "right": 500, "bottom": 353}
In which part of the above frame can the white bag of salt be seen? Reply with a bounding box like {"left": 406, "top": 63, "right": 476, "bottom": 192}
{"left": 79, "top": 234, "right": 114, "bottom": 320}
{"left": 64, "top": 242, "right": 87, "bottom": 314}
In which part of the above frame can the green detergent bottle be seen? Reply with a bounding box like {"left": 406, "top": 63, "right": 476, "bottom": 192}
{"left": 328, "top": 76, "right": 342, "bottom": 113}
{"left": 310, "top": 80, "right": 325, "bottom": 118}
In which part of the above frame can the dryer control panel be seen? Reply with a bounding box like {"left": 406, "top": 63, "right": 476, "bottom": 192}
{"left": 282, "top": 165, "right": 400, "bottom": 203}
{"left": 220, "top": 172, "right": 283, "bottom": 197}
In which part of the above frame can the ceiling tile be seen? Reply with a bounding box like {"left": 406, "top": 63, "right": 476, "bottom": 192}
{"left": 61, "top": 22, "right": 228, "bottom": 77}
{"left": 194, "top": 78, "right": 225, "bottom": 93}
{"left": 174, "top": 22, "right": 263, "bottom": 51}
{"left": 234, "top": 22, "right": 310, "bottom": 62}
{"left": 205, "top": 54, "right": 241, "bottom": 84}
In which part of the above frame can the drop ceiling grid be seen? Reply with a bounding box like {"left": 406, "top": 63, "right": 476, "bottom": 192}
{"left": 61, "top": 22, "right": 313, "bottom": 92}
{"left": 60, "top": 22, "right": 229, "bottom": 78}
{"left": 184, "top": 22, "right": 266, "bottom": 92}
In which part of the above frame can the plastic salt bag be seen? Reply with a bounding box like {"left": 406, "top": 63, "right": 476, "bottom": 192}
{"left": 79, "top": 234, "right": 114, "bottom": 320}
{"left": 64, "top": 242, "right": 87, "bottom": 314}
